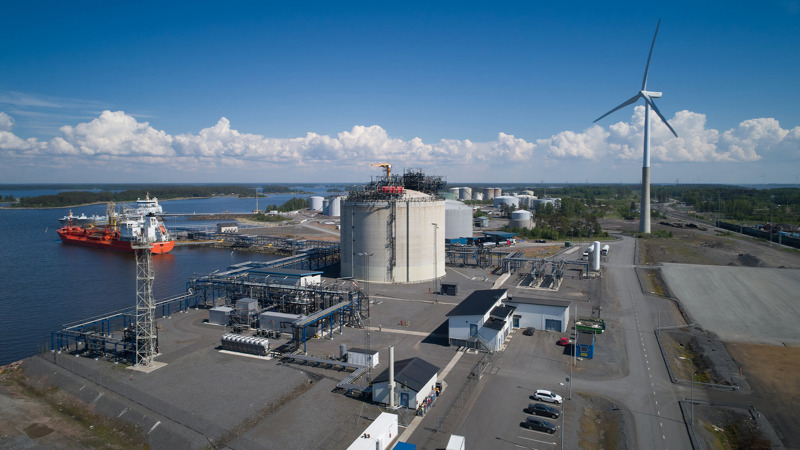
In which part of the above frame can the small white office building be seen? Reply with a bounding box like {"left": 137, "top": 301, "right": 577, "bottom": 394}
{"left": 446, "top": 289, "right": 512, "bottom": 352}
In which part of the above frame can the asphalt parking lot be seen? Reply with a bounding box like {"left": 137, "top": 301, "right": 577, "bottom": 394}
{"left": 450, "top": 326, "right": 574, "bottom": 449}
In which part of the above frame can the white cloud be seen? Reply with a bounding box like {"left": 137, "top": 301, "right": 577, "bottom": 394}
{"left": 0, "top": 109, "right": 798, "bottom": 182}
{"left": 537, "top": 125, "right": 609, "bottom": 159}
{"left": 58, "top": 110, "right": 173, "bottom": 157}
{"left": 0, "top": 112, "right": 14, "bottom": 131}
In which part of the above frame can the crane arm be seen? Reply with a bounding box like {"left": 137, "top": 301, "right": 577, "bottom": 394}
{"left": 370, "top": 163, "right": 391, "bottom": 178}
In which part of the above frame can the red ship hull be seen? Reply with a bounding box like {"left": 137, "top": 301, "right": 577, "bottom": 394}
{"left": 57, "top": 226, "right": 175, "bottom": 254}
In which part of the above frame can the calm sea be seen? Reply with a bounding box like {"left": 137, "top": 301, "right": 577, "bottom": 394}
{"left": 0, "top": 187, "right": 333, "bottom": 365}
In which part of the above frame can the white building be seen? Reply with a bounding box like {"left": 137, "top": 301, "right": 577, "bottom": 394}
{"left": 372, "top": 357, "right": 439, "bottom": 409}
{"left": 347, "top": 348, "right": 379, "bottom": 368}
{"left": 446, "top": 289, "right": 512, "bottom": 351}
{"left": 347, "top": 412, "right": 398, "bottom": 450}
{"left": 504, "top": 297, "right": 571, "bottom": 332}
{"left": 217, "top": 222, "right": 239, "bottom": 233}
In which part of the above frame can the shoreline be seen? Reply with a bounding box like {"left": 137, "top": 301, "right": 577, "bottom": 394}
{"left": 0, "top": 192, "right": 310, "bottom": 210}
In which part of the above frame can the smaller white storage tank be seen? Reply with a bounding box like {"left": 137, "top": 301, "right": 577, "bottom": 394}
{"left": 509, "top": 209, "right": 532, "bottom": 229}
{"left": 449, "top": 187, "right": 461, "bottom": 197}
{"left": 483, "top": 187, "right": 495, "bottom": 200}
{"left": 328, "top": 196, "right": 341, "bottom": 217}
{"left": 309, "top": 196, "right": 324, "bottom": 211}
{"left": 493, "top": 196, "right": 520, "bottom": 209}
{"left": 459, "top": 187, "right": 472, "bottom": 201}
{"left": 445, "top": 200, "right": 473, "bottom": 239}
{"left": 322, "top": 198, "right": 330, "bottom": 215}
{"left": 493, "top": 187, "right": 503, "bottom": 198}
{"left": 473, "top": 192, "right": 483, "bottom": 201}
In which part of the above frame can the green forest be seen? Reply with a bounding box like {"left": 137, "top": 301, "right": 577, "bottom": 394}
{"left": 7, "top": 185, "right": 310, "bottom": 208}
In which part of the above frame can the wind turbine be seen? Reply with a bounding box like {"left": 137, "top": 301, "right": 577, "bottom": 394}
{"left": 594, "top": 19, "right": 678, "bottom": 234}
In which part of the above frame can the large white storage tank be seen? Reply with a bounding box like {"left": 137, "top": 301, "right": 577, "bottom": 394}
{"left": 328, "top": 196, "right": 342, "bottom": 217}
{"left": 445, "top": 200, "right": 473, "bottom": 240}
{"left": 309, "top": 196, "right": 324, "bottom": 211}
{"left": 493, "top": 195, "right": 520, "bottom": 209}
{"left": 515, "top": 194, "right": 536, "bottom": 209}
{"left": 493, "top": 187, "right": 503, "bottom": 198}
{"left": 483, "top": 187, "right": 495, "bottom": 200}
{"left": 509, "top": 209, "right": 533, "bottom": 229}
{"left": 459, "top": 187, "right": 472, "bottom": 201}
{"left": 341, "top": 189, "right": 445, "bottom": 283}
{"left": 448, "top": 187, "right": 461, "bottom": 198}
{"left": 534, "top": 197, "right": 560, "bottom": 210}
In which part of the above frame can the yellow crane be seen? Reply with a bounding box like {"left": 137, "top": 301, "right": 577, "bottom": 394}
{"left": 371, "top": 163, "right": 391, "bottom": 178}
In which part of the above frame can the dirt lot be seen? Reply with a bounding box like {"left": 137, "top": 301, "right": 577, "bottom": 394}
{"left": 0, "top": 361, "right": 146, "bottom": 449}
{"left": 575, "top": 392, "right": 634, "bottom": 450}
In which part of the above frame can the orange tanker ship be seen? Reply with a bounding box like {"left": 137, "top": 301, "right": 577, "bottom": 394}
{"left": 57, "top": 205, "right": 174, "bottom": 254}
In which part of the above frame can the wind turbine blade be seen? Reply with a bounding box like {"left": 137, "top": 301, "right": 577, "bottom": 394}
{"left": 594, "top": 93, "right": 642, "bottom": 123}
{"left": 642, "top": 94, "right": 678, "bottom": 137}
{"left": 642, "top": 19, "right": 662, "bottom": 91}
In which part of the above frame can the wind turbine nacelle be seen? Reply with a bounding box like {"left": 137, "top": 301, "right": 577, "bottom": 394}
{"left": 642, "top": 90, "right": 663, "bottom": 98}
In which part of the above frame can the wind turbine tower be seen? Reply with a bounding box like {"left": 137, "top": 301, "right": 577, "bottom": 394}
{"left": 594, "top": 20, "right": 678, "bottom": 234}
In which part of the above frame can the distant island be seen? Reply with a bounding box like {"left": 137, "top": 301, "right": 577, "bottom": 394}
{"left": 6, "top": 185, "right": 311, "bottom": 208}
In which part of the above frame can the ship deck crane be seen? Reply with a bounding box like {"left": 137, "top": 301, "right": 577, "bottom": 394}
{"left": 371, "top": 163, "right": 391, "bottom": 179}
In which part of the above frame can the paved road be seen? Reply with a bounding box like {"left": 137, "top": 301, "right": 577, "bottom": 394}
{"left": 585, "top": 235, "right": 692, "bottom": 449}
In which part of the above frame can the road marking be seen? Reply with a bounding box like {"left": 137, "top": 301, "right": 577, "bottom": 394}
{"left": 518, "top": 435, "right": 557, "bottom": 445}
{"left": 148, "top": 421, "right": 161, "bottom": 435}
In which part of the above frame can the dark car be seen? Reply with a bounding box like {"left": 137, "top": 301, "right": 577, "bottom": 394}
{"left": 522, "top": 327, "right": 535, "bottom": 336}
{"left": 522, "top": 416, "right": 557, "bottom": 434}
{"left": 527, "top": 402, "right": 560, "bottom": 419}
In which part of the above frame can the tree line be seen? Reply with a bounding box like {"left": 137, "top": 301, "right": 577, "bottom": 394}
{"left": 10, "top": 185, "right": 310, "bottom": 208}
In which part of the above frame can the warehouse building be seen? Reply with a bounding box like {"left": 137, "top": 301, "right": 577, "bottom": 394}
{"left": 503, "top": 297, "right": 571, "bottom": 332}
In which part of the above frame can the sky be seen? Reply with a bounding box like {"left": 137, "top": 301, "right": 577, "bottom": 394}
{"left": 1, "top": 1, "right": 799, "bottom": 185}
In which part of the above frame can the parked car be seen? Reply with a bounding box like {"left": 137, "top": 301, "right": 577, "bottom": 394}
{"left": 526, "top": 402, "right": 560, "bottom": 419}
{"left": 532, "top": 389, "right": 563, "bottom": 404}
{"left": 522, "top": 327, "right": 535, "bottom": 336}
{"left": 557, "top": 337, "right": 570, "bottom": 346}
{"left": 522, "top": 416, "right": 557, "bottom": 434}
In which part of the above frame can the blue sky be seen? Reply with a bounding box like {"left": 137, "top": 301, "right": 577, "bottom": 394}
{"left": 1, "top": 1, "right": 799, "bottom": 185}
